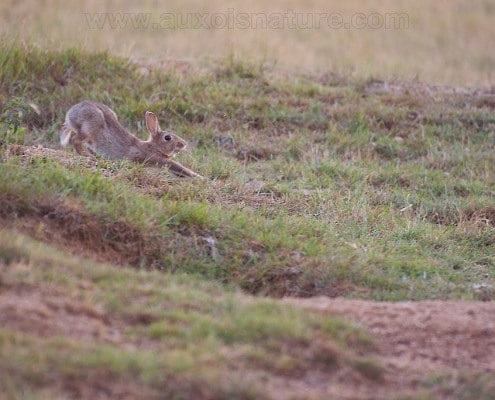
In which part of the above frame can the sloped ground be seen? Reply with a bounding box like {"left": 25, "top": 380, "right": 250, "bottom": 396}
{"left": 1, "top": 221, "right": 495, "bottom": 399}
{"left": 1, "top": 145, "right": 494, "bottom": 399}
{"left": 1, "top": 43, "right": 495, "bottom": 399}
{"left": 0, "top": 231, "right": 382, "bottom": 400}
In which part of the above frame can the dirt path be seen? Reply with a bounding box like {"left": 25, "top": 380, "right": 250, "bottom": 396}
{"left": 285, "top": 297, "right": 495, "bottom": 397}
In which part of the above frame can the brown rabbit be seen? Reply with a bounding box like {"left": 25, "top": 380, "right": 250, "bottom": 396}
{"left": 60, "top": 100, "right": 202, "bottom": 178}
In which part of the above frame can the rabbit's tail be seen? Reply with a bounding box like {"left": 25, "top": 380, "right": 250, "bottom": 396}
{"left": 60, "top": 123, "right": 73, "bottom": 147}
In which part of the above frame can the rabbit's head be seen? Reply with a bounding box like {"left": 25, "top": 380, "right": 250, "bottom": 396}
{"left": 145, "top": 111, "right": 187, "bottom": 158}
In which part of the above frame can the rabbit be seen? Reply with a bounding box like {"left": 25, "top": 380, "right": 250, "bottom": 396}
{"left": 60, "top": 100, "right": 202, "bottom": 178}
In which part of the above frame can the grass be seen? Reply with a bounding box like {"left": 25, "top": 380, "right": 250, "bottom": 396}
{"left": 1, "top": 39, "right": 494, "bottom": 301}
{"left": 0, "top": 230, "right": 376, "bottom": 399}
{"left": 1, "top": 37, "right": 494, "bottom": 399}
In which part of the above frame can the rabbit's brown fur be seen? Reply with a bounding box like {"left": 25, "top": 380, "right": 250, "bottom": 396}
{"left": 60, "top": 100, "right": 201, "bottom": 178}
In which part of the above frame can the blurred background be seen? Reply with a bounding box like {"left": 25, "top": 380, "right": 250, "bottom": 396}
{"left": 1, "top": 0, "right": 494, "bottom": 87}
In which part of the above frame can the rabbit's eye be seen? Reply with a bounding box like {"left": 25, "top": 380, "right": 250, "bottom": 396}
{"left": 164, "top": 134, "right": 172, "bottom": 141}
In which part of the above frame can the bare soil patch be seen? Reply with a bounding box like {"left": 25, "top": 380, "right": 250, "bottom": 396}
{"left": 286, "top": 297, "right": 495, "bottom": 398}
{"left": 0, "top": 198, "right": 164, "bottom": 269}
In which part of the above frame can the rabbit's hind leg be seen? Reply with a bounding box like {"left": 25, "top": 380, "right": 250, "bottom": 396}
{"left": 70, "top": 133, "right": 97, "bottom": 156}
{"left": 60, "top": 123, "right": 91, "bottom": 156}
{"left": 59, "top": 123, "right": 73, "bottom": 147}
{"left": 69, "top": 134, "right": 86, "bottom": 155}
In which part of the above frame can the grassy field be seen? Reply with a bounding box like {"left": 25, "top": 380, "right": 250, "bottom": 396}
{"left": 1, "top": 33, "right": 495, "bottom": 398}
{"left": 1, "top": 40, "right": 494, "bottom": 300}
{"left": 1, "top": 231, "right": 381, "bottom": 399}
{"left": 2, "top": 0, "right": 495, "bottom": 86}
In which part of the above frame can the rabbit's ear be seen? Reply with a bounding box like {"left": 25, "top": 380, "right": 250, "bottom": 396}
{"left": 145, "top": 111, "right": 160, "bottom": 137}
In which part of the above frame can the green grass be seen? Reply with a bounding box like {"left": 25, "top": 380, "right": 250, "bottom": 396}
{"left": 0, "top": 230, "right": 375, "bottom": 399}
{"left": 1, "top": 37, "right": 495, "bottom": 400}
{"left": 1, "top": 39, "right": 494, "bottom": 300}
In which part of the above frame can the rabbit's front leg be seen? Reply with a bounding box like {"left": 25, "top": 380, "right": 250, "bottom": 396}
{"left": 164, "top": 159, "right": 203, "bottom": 178}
